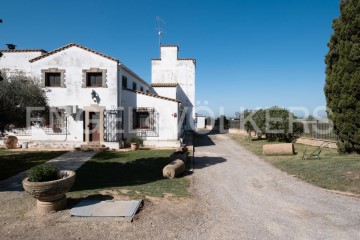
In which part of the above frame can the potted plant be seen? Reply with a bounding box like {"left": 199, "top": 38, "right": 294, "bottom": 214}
{"left": 22, "top": 164, "right": 76, "bottom": 214}
{"left": 126, "top": 136, "right": 143, "bottom": 151}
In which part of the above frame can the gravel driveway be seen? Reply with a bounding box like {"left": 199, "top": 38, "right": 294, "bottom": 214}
{"left": 191, "top": 133, "right": 360, "bottom": 239}
{"left": 1, "top": 133, "right": 359, "bottom": 239}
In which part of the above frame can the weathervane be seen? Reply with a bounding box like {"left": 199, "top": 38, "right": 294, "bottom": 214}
{"left": 156, "top": 16, "right": 165, "bottom": 46}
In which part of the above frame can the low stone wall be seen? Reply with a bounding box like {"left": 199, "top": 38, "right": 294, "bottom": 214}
{"left": 1, "top": 139, "right": 181, "bottom": 150}
{"left": 29, "top": 141, "right": 80, "bottom": 149}
{"left": 0, "top": 140, "right": 121, "bottom": 150}
{"left": 295, "top": 137, "right": 338, "bottom": 149}
{"left": 144, "top": 139, "right": 181, "bottom": 148}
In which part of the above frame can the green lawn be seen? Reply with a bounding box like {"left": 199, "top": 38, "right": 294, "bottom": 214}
{"left": 69, "top": 149, "right": 190, "bottom": 198}
{"left": 0, "top": 150, "right": 67, "bottom": 181}
{"left": 229, "top": 134, "right": 360, "bottom": 194}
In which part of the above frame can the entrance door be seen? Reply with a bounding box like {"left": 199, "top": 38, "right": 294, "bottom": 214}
{"left": 89, "top": 111, "right": 100, "bottom": 142}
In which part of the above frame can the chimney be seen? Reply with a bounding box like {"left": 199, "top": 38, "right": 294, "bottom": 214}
{"left": 6, "top": 44, "right": 16, "bottom": 50}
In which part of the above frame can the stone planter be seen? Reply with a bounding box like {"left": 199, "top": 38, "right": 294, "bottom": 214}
{"left": 131, "top": 143, "right": 139, "bottom": 151}
{"left": 22, "top": 170, "right": 76, "bottom": 214}
{"left": 3, "top": 135, "right": 18, "bottom": 149}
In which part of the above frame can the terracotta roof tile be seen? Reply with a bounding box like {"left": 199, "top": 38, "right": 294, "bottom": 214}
{"left": 151, "top": 58, "right": 196, "bottom": 64}
{"left": 151, "top": 83, "right": 178, "bottom": 87}
{"left": 160, "top": 45, "right": 179, "bottom": 48}
{"left": 0, "top": 49, "right": 47, "bottom": 53}
{"left": 178, "top": 58, "right": 196, "bottom": 61}
{"left": 29, "top": 43, "right": 119, "bottom": 63}
{"left": 125, "top": 89, "right": 180, "bottom": 102}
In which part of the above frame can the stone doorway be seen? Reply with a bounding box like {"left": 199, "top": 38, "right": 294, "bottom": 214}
{"left": 84, "top": 104, "right": 105, "bottom": 144}
{"left": 89, "top": 112, "right": 100, "bottom": 142}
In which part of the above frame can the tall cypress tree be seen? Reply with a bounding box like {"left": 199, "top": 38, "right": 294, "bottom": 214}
{"left": 325, "top": 0, "right": 360, "bottom": 153}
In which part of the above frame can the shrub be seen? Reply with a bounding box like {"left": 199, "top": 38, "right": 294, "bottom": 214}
{"left": 265, "top": 107, "right": 304, "bottom": 142}
{"left": 27, "top": 164, "right": 59, "bottom": 182}
{"left": 241, "top": 107, "right": 304, "bottom": 142}
{"left": 126, "top": 136, "right": 143, "bottom": 146}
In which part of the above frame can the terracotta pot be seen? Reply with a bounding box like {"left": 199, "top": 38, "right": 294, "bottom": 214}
{"left": 22, "top": 170, "right": 76, "bottom": 214}
{"left": 131, "top": 143, "right": 139, "bottom": 151}
{"left": 3, "top": 135, "right": 18, "bottom": 149}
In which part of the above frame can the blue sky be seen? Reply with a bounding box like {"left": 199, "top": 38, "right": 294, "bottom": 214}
{"left": 0, "top": 0, "right": 340, "bottom": 117}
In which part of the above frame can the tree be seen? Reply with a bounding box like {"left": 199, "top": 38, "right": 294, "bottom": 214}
{"left": 0, "top": 73, "right": 49, "bottom": 132}
{"left": 265, "top": 107, "right": 303, "bottom": 142}
{"left": 324, "top": 0, "right": 360, "bottom": 153}
{"left": 241, "top": 109, "right": 266, "bottom": 137}
{"left": 240, "top": 107, "right": 303, "bottom": 142}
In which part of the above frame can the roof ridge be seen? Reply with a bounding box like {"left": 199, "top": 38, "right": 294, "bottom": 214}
{"left": 0, "top": 49, "right": 47, "bottom": 53}
{"left": 29, "top": 43, "right": 119, "bottom": 63}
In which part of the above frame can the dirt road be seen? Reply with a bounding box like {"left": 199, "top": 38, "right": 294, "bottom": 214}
{"left": 0, "top": 133, "right": 359, "bottom": 239}
{"left": 191, "top": 133, "right": 360, "bottom": 239}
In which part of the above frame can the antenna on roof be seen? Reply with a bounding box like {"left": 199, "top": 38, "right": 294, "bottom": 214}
{"left": 156, "top": 16, "right": 165, "bottom": 47}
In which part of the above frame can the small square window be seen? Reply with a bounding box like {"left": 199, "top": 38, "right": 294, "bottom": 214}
{"left": 140, "top": 86, "right": 144, "bottom": 92}
{"left": 45, "top": 73, "right": 61, "bottom": 87}
{"left": 132, "top": 82, "right": 137, "bottom": 90}
{"left": 86, "top": 72, "right": 102, "bottom": 87}
{"left": 122, "top": 76, "right": 127, "bottom": 88}
{"left": 133, "top": 109, "right": 150, "bottom": 129}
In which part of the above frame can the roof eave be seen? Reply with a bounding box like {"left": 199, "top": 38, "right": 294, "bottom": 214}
{"left": 28, "top": 43, "right": 119, "bottom": 63}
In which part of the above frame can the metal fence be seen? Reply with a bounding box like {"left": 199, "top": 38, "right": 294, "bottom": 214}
{"left": 229, "top": 120, "right": 240, "bottom": 129}
{"left": 229, "top": 119, "right": 338, "bottom": 141}
{"left": 301, "top": 120, "right": 338, "bottom": 141}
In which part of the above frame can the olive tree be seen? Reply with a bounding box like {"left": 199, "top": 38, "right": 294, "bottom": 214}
{"left": 0, "top": 73, "right": 48, "bottom": 132}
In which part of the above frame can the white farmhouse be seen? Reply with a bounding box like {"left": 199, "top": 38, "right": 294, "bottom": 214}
{"left": 0, "top": 43, "right": 196, "bottom": 148}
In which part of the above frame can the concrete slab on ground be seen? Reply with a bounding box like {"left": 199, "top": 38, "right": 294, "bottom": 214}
{"left": 70, "top": 200, "right": 142, "bottom": 222}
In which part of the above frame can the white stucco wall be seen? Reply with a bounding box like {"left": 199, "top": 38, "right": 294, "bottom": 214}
{"left": 121, "top": 90, "right": 179, "bottom": 142}
{"left": 1, "top": 44, "right": 191, "bottom": 148}
{"left": 152, "top": 86, "right": 177, "bottom": 99}
{"left": 0, "top": 51, "right": 44, "bottom": 76}
{"left": 119, "top": 66, "right": 150, "bottom": 92}
{"left": 31, "top": 46, "right": 118, "bottom": 108}
{"left": 196, "top": 116, "right": 206, "bottom": 129}
{"left": 30, "top": 46, "right": 119, "bottom": 141}
{"left": 151, "top": 46, "right": 196, "bottom": 130}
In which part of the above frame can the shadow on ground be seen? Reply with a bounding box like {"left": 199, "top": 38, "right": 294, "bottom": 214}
{"left": 194, "top": 157, "right": 227, "bottom": 170}
{"left": 0, "top": 151, "right": 67, "bottom": 181}
{"left": 70, "top": 154, "right": 174, "bottom": 192}
{"left": 194, "top": 133, "right": 216, "bottom": 147}
{"left": 66, "top": 194, "right": 114, "bottom": 209}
